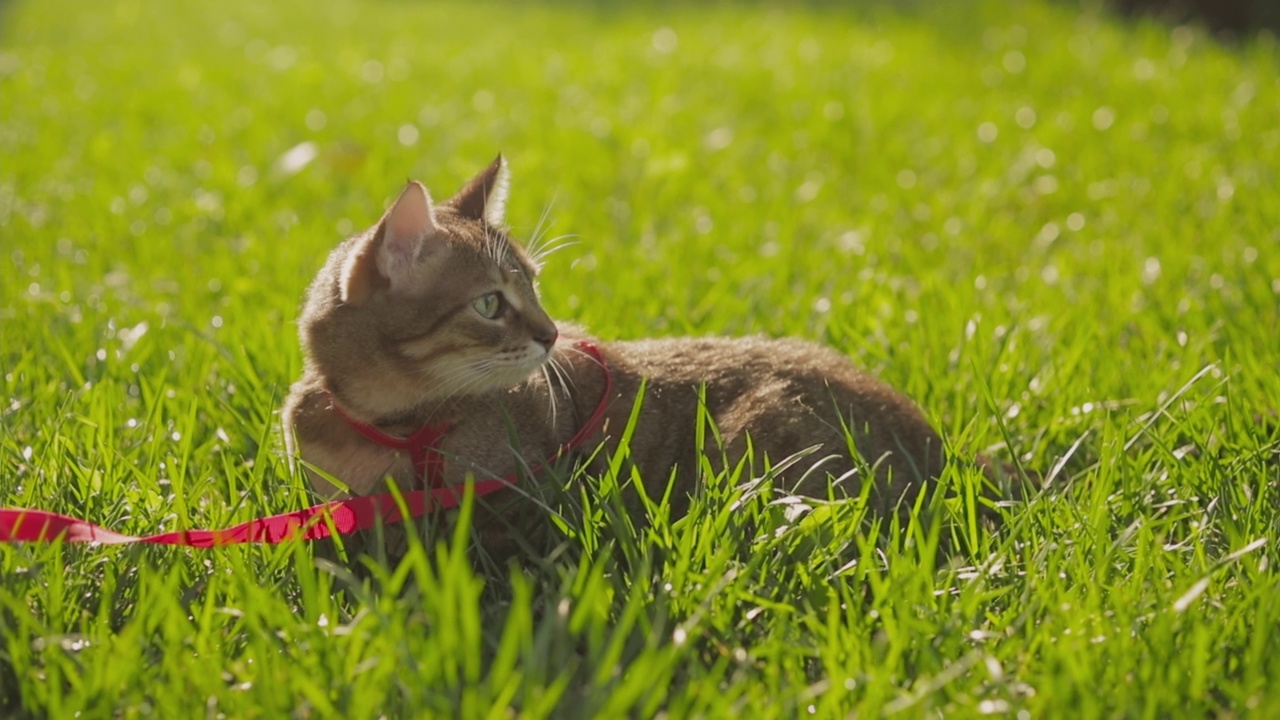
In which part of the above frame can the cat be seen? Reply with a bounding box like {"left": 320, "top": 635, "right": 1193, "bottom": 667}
{"left": 283, "top": 157, "right": 963, "bottom": 552}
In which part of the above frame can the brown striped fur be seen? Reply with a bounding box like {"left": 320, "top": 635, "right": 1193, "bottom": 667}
{"left": 283, "top": 157, "right": 959, "bottom": 544}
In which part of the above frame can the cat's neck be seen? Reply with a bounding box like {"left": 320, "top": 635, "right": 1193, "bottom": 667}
{"left": 318, "top": 330, "right": 605, "bottom": 439}
{"left": 328, "top": 389, "right": 496, "bottom": 437}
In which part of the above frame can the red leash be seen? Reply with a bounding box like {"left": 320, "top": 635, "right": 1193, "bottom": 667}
{"left": 0, "top": 342, "right": 612, "bottom": 547}
{"left": 0, "top": 482, "right": 505, "bottom": 547}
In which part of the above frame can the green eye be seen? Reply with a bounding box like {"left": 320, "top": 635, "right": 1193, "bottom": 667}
{"left": 472, "top": 292, "right": 502, "bottom": 319}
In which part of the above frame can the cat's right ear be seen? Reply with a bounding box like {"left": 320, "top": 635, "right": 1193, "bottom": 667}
{"left": 340, "top": 181, "right": 441, "bottom": 305}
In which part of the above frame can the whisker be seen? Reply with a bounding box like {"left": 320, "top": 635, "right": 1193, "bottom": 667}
{"left": 541, "top": 365, "right": 559, "bottom": 427}
{"left": 548, "top": 355, "right": 578, "bottom": 395}
{"left": 416, "top": 358, "right": 494, "bottom": 385}
{"left": 487, "top": 231, "right": 507, "bottom": 268}
{"left": 417, "top": 358, "right": 504, "bottom": 415}
{"left": 425, "top": 373, "right": 491, "bottom": 417}
{"left": 528, "top": 235, "right": 580, "bottom": 265}
{"left": 558, "top": 343, "right": 606, "bottom": 370}
{"left": 548, "top": 357, "right": 581, "bottom": 436}
{"left": 524, "top": 196, "right": 559, "bottom": 258}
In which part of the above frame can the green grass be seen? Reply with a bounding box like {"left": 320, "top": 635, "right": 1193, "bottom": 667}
{"left": 3, "top": 0, "right": 1280, "bottom": 716}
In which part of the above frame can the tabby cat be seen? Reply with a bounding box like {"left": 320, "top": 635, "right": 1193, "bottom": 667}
{"left": 283, "top": 157, "right": 952, "bottom": 546}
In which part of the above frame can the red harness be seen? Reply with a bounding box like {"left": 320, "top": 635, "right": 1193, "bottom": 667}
{"left": 329, "top": 340, "right": 612, "bottom": 491}
{"left": 0, "top": 341, "right": 613, "bottom": 547}
{"left": 329, "top": 409, "right": 453, "bottom": 490}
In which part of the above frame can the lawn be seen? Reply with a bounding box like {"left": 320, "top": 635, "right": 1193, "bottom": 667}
{"left": 2, "top": 0, "right": 1279, "bottom": 716}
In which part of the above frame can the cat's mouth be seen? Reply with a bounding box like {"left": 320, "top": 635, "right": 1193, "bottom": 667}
{"left": 471, "top": 342, "right": 554, "bottom": 392}
{"left": 518, "top": 340, "right": 556, "bottom": 376}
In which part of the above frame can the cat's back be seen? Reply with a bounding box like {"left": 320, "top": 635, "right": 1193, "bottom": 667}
{"left": 605, "top": 335, "right": 876, "bottom": 391}
{"left": 603, "top": 334, "right": 934, "bottom": 432}
{"left": 591, "top": 334, "right": 943, "bottom": 507}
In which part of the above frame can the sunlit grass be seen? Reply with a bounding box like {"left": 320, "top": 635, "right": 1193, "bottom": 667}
{"left": 2, "top": 0, "right": 1280, "bottom": 716}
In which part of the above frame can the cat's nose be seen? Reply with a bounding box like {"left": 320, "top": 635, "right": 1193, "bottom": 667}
{"left": 534, "top": 327, "right": 559, "bottom": 352}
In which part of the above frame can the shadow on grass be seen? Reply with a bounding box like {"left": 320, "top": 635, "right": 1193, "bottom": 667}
{"left": 506, "top": 0, "right": 1280, "bottom": 42}
{"left": 1104, "top": 0, "right": 1280, "bottom": 38}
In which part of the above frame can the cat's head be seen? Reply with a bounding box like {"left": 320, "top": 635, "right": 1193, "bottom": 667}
{"left": 299, "top": 156, "right": 559, "bottom": 421}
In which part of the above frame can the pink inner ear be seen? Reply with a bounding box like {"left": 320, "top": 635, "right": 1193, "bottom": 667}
{"left": 380, "top": 227, "right": 421, "bottom": 272}
{"left": 379, "top": 181, "right": 440, "bottom": 282}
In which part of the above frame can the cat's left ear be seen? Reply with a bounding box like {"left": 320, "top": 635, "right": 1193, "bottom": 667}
{"left": 340, "top": 181, "right": 441, "bottom": 305}
{"left": 448, "top": 154, "right": 510, "bottom": 227}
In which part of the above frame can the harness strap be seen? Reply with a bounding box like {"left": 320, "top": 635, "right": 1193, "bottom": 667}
{"left": 327, "top": 406, "right": 452, "bottom": 489}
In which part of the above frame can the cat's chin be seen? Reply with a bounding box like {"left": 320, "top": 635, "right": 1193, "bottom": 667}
{"left": 431, "top": 353, "right": 550, "bottom": 400}
{"left": 337, "top": 366, "right": 549, "bottom": 422}
{"left": 489, "top": 355, "right": 552, "bottom": 391}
